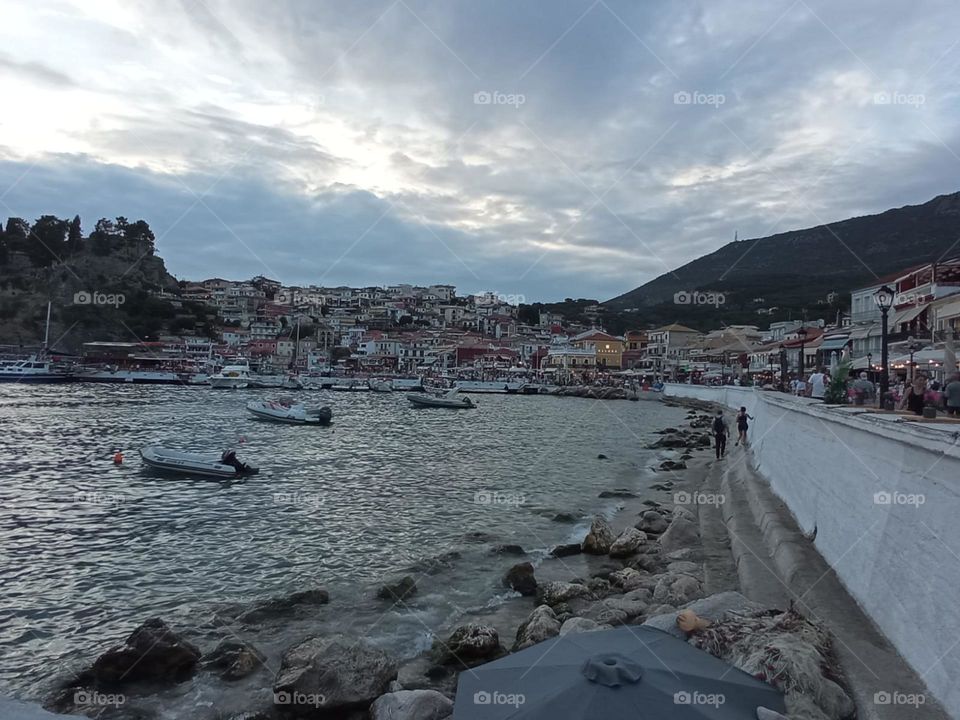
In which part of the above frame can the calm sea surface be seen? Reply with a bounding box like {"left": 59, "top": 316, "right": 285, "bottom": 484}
{"left": 0, "top": 384, "right": 685, "bottom": 713}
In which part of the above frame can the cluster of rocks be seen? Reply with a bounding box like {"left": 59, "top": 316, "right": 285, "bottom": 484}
{"left": 549, "top": 385, "right": 639, "bottom": 400}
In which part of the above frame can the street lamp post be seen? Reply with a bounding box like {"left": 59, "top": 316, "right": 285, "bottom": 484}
{"left": 867, "top": 352, "right": 873, "bottom": 376}
{"left": 874, "top": 285, "right": 895, "bottom": 406}
{"left": 907, "top": 335, "right": 921, "bottom": 381}
{"left": 779, "top": 343, "right": 787, "bottom": 391}
{"left": 797, "top": 326, "right": 808, "bottom": 378}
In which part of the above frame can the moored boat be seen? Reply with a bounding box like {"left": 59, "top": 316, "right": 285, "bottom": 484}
{"left": 139, "top": 446, "right": 259, "bottom": 477}
{"left": 246, "top": 399, "right": 333, "bottom": 425}
{"left": 454, "top": 380, "right": 526, "bottom": 394}
{"left": 77, "top": 368, "right": 182, "bottom": 384}
{"left": 211, "top": 362, "right": 251, "bottom": 389}
{"left": 0, "top": 355, "right": 72, "bottom": 383}
{"left": 407, "top": 390, "right": 475, "bottom": 409}
{"left": 369, "top": 379, "right": 393, "bottom": 392}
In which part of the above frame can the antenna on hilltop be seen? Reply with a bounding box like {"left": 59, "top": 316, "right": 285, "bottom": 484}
{"left": 734, "top": 230, "right": 738, "bottom": 243}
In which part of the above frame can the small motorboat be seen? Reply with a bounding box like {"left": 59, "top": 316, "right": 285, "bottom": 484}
{"left": 369, "top": 379, "right": 393, "bottom": 392}
{"left": 407, "top": 389, "right": 475, "bottom": 409}
{"left": 246, "top": 399, "right": 333, "bottom": 425}
{"left": 139, "top": 446, "right": 259, "bottom": 478}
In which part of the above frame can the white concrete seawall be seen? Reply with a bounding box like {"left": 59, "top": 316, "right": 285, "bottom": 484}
{"left": 664, "top": 383, "right": 960, "bottom": 717}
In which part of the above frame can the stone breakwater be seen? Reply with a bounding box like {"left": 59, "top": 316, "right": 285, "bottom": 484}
{"left": 40, "top": 407, "right": 852, "bottom": 720}
{"left": 547, "top": 385, "right": 645, "bottom": 400}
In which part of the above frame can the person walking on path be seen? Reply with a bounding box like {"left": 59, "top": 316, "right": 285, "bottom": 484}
{"left": 945, "top": 373, "right": 960, "bottom": 417}
{"left": 735, "top": 406, "right": 754, "bottom": 446}
{"left": 712, "top": 410, "right": 729, "bottom": 459}
{"left": 807, "top": 367, "right": 828, "bottom": 400}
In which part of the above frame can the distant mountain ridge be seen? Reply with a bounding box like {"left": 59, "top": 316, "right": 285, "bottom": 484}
{"left": 604, "top": 191, "right": 960, "bottom": 321}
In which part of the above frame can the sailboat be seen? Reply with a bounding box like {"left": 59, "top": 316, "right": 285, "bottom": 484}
{"left": 283, "top": 318, "right": 304, "bottom": 389}
{"left": 0, "top": 302, "right": 73, "bottom": 383}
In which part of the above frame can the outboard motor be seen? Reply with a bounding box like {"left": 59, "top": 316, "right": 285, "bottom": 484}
{"left": 221, "top": 449, "right": 245, "bottom": 473}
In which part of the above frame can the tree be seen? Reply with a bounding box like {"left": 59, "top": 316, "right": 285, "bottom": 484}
{"left": 123, "top": 219, "right": 155, "bottom": 254}
{"left": 29, "top": 215, "right": 68, "bottom": 266}
{"left": 90, "top": 218, "right": 119, "bottom": 256}
{"left": 67, "top": 215, "right": 83, "bottom": 254}
{"left": 4, "top": 218, "right": 30, "bottom": 254}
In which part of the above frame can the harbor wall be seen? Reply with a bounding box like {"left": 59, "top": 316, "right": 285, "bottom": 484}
{"left": 664, "top": 383, "right": 960, "bottom": 716}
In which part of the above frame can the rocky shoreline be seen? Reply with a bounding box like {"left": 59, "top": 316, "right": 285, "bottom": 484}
{"left": 38, "top": 405, "right": 852, "bottom": 720}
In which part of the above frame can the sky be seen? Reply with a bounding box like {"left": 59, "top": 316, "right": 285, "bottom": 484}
{"left": 0, "top": 0, "right": 958, "bottom": 302}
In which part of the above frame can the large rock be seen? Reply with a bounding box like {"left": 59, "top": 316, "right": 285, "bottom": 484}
{"left": 644, "top": 591, "right": 768, "bottom": 639}
{"left": 513, "top": 605, "right": 561, "bottom": 650}
{"left": 435, "top": 624, "right": 502, "bottom": 666}
{"left": 377, "top": 577, "right": 418, "bottom": 602}
{"left": 658, "top": 517, "right": 700, "bottom": 553}
{"left": 239, "top": 588, "right": 330, "bottom": 623}
{"left": 503, "top": 562, "right": 537, "bottom": 596}
{"left": 536, "top": 581, "right": 591, "bottom": 606}
{"left": 274, "top": 636, "right": 396, "bottom": 715}
{"left": 636, "top": 510, "right": 668, "bottom": 534}
{"left": 203, "top": 639, "right": 266, "bottom": 681}
{"left": 667, "top": 561, "right": 702, "bottom": 576}
{"left": 89, "top": 618, "right": 200, "bottom": 685}
{"left": 602, "top": 596, "right": 648, "bottom": 620}
{"left": 652, "top": 574, "right": 704, "bottom": 607}
{"left": 369, "top": 690, "right": 453, "bottom": 720}
{"left": 609, "top": 528, "right": 648, "bottom": 557}
{"left": 559, "top": 617, "right": 610, "bottom": 636}
{"left": 550, "top": 543, "right": 582, "bottom": 558}
{"left": 608, "top": 568, "right": 648, "bottom": 591}
{"left": 490, "top": 544, "right": 526, "bottom": 556}
{"left": 581, "top": 516, "right": 616, "bottom": 554}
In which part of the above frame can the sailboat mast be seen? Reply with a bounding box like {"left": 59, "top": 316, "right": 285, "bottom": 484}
{"left": 43, "top": 301, "right": 52, "bottom": 351}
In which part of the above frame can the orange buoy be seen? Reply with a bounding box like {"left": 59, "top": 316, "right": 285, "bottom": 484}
{"left": 113, "top": 452, "right": 124, "bottom": 464}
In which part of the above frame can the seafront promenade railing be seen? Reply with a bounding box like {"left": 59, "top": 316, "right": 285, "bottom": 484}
{"left": 664, "top": 383, "right": 960, "bottom": 717}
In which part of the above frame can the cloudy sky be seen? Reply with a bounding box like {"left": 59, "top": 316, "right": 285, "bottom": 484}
{"left": 0, "top": 0, "right": 958, "bottom": 301}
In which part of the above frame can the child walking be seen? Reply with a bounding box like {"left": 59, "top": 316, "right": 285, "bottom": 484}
{"left": 735, "top": 406, "right": 754, "bottom": 446}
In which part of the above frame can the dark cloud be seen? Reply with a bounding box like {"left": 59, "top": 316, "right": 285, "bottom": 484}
{"left": 1, "top": 0, "right": 959, "bottom": 301}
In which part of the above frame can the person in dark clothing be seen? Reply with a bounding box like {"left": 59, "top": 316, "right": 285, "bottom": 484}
{"left": 712, "top": 411, "right": 729, "bottom": 459}
{"left": 735, "top": 406, "right": 754, "bottom": 446}
{"left": 899, "top": 375, "right": 928, "bottom": 416}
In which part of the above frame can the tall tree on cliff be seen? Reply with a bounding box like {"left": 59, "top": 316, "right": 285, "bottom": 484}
{"left": 122, "top": 219, "right": 156, "bottom": 254}
{"left": 89, "top": 218, "right": 119, "bottom": 256}
{"left": 67, "top": 215, "right": 83, "bottom": 254}
{"left": 29, "top": 215, "right": 68, "bottom": 267}
{"left": 4, "top": 218, "right": 30, "bottom": 255}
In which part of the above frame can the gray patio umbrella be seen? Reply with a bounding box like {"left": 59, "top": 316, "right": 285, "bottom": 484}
{"left": 453, "top": 626, "right": 786, "bottom": 719}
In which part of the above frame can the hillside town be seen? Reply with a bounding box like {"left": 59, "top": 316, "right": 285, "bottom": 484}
{"left": 70, "top": 257, "right": 960, "bottom": 391}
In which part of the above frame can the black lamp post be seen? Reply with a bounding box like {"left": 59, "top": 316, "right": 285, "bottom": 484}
{"left": 874, "top": 284, "right": 895, "bottom": 405}
{"left": 779, "top": 343, "right": 787, "bottom": 391}
{"left": 797, "top": 326, "right": 808, "bottom": 378}
{"left": 867, "top": 352, "right": 873, "bottom": 375}
{"left": 907, "top": 335, "right": 921, "bottom": 381}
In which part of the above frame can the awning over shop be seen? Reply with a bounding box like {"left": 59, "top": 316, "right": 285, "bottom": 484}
{"left": 891, "top": 304, "right": 927, "bottom": 327}
{"left": 819, "top": 336, "right": 851, "bottom": 351}
{"left": 848, "top": 324, "right": 880, "bottom": 340}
